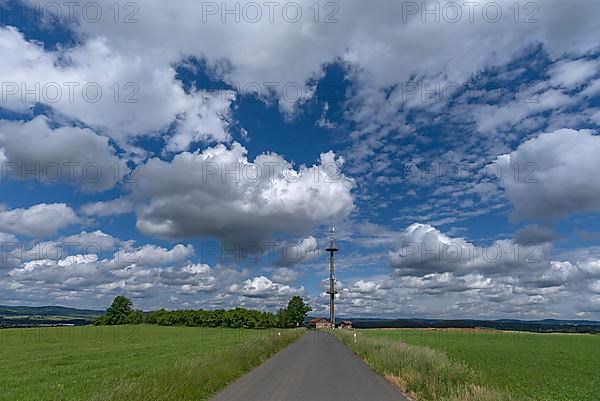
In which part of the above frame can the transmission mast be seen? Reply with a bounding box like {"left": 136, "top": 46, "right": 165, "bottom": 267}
{"left": 326, "top": 227, "right": 338, "bottom": 327}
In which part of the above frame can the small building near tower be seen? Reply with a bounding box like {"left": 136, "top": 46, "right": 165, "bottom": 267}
{"left": 309, "top": 317, "right": 332, "bottom": 329}
{"left": 338, "top": 320, "right": 353, "bottom": 329}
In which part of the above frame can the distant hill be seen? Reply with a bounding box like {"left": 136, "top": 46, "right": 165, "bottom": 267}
{"left": 344, "top": 317, "right": 600, "bottom": 333}
{"left": 0, "top": 305, "right": 102, "bottom": 318}
{"left": 0, "top": 305, "right": 102, "bottom": 328}
{"left": 306, "top": 316, "right": 600, "bottom": 333}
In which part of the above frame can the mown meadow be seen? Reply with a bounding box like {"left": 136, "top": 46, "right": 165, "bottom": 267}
{"left": 336, "top": 329, "right": 600, "bottom": 401}
{"left": 0, "top": 325, "right": 302, "bottom": 401}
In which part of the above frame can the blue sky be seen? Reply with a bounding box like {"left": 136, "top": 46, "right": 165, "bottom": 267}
{"left": 1, "top": 0, "right": 600, "bottom": 319}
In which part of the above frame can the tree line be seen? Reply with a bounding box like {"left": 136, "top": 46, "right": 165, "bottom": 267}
{"left": 93, "top": 295, "right": 311, "bottom": 329}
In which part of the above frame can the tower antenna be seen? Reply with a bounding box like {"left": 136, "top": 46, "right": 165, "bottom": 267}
{"left": 326, "top": 226, "right": 338, "bottom": 327}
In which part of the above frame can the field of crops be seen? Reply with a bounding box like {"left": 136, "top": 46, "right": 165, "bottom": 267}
{"left": 357, "top": 329, "right": 600, "bottom": 401}
{"left": 0, "top": 325, "right": 301, "bottom": 401}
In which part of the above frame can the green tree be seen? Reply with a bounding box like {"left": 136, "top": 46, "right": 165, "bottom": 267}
{"left": 285, "top": 296, "right": 311, "bottom": 327}
{"left": 128, "top": 309, "right": 144, "bottom": 324}
{"left": 277, "top": 308, "right": 289, "bottom": 328}
{"left": 103, "top": 295, "right": 134, "bottom": 325}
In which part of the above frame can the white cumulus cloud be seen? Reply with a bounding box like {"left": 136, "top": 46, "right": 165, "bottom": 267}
{"left": 0, "top": 203, "right": 79, "bottom": 236}
{"left": 130, "top": 143, "right": 354, "bottom": 241}
{"left": 493, "top": 129, "right": 600, "bottom": 220}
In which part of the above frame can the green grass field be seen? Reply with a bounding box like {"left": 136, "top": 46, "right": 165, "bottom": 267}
{"left": 353, "top": 329, "right": 600, "bottom": 401}
{"left": 0, "top": 325, "right": 301, "bottom": 401}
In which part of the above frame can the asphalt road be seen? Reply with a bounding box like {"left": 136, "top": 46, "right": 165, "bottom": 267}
{"left": 210, "top": 331, "right": 408, "bottom": 401}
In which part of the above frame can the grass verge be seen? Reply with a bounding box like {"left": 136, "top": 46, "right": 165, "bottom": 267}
{"left": 355, "top": 329, "right": 600, "bottom": 401}
{"left": 334, "top": 330, "right": 514, "bottom": 401}
{"left": 94, "top": 328, "right": 303, "bottom": 401}
{"left": 0, "top": 325, "right": 303, "bottom": 401}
